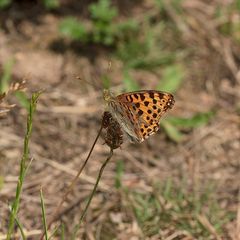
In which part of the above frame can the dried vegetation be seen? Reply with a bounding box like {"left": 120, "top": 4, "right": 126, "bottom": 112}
{"left": 0, "top": 0, "right": 239, "bottom": 239}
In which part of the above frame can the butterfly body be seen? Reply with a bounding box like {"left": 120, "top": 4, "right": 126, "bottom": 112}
{"left": 103, "top": 89, "right": 175, "bottom": 143}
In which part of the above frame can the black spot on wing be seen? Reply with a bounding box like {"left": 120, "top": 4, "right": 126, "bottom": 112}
{"left": 138, "top": 109, "right": 144, "bottom": 116}
{"left": 144, "top": 101, "right": 149, "bottom": 106}
{"left": 149, "top": 92, "right": 154, "bottom": 99}
{"left": 135, "top": 102, "right": 140, "bottom": 108}
{"left": 140, "top": 94, "right": 145, "bottom": 101}
{"left": 147, "top": 109, "right": 152, "bottom": 114}
{"left": 134, "top": 94, "right": 139, "bottom": 99}
{"left": 128, "top": 95, "right": 133, "bottom": 102}
{"left": 158, "top": 92, "right": 164, "bottom": 99}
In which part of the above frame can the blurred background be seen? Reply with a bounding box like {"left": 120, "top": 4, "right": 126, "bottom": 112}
{"left": 0, "top": 0, "right": 239, "bottom": 239}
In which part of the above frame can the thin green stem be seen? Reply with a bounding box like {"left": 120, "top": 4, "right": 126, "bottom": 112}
{"left": 13, "top": 215, "right": 26, "bottom": 240}
{"left": 6, "top": 92, "right": 41, "bottom": 240}
{"left": 71, "top": 148, "right": 114, "bottom": 239}
{"left": 40, "top": 188, "right": 49, "bottom": 240}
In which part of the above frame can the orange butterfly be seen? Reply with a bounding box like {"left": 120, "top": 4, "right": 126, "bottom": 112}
{"left": 103, "top": 89, "right": 175, "bottom": 143}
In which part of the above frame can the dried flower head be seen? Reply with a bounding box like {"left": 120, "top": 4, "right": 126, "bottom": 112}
{"left": 102, "top": 111, "right": 123, "bottom": 150}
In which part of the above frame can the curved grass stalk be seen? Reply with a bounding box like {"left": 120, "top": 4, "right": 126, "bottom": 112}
{"left": 71, "top": 148, "right": 114, "bottom": 239}
{"left": 41, "top": 125, "right": 104, "bottom": 239}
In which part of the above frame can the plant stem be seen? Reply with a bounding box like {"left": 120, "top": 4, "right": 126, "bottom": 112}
{"left": 71, "top": 148, "right": 114, "bottom": 239}
{"left": 41, "top": 125, "right": 103, "bottom": 239}
{"left": 6, "top": 92, "right": 41, "bottom": 240}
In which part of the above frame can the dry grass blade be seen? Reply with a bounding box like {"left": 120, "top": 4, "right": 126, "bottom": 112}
{"left": 0, "top": 79, "right": 27, "bottom": 116}
{"left": 8, "top": 80, "right": 27, "bottom": 92}
{"left": 0, "top": 229, "right": 42, "bottom": 240}
{"left": 197, "top": 215, "right": 221, "bottom": 240}
{"left": 0, "top": 93, "right": 15, "bottom": 116}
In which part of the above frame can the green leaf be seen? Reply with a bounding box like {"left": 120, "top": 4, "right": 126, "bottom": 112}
{"left": 92, "top": 22, "right": 116, "bottom": 45}
{"left": 59, "top": 18, "right": 88, "bottom": 41}
{"left": 89, "top": 0, "right": 118, "bottom": 23}
{"left": 157, "top": 64, "right": 184, "bottom": 93}
{"left": 167, "top": 111, "right": 215, "bottom": 128}
{"left": 161, "top": 120, "right": 184, "bottom": 142}
{"left": 0, "top": 0, "right": 12, "bottom": 9}
{"left": 117, "top": 20, "right": 139, "bottom": 34}
{"left": 123, "top": 70, "right": 140, "bottom": 91}
{"left": 236, "top": 0, "right": 240, "bottom": 11}
{"left": 42, "top": 0, "right": 59, "bottom": 10}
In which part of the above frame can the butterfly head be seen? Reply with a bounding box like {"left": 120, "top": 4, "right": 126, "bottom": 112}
{"left": 103, "top": 89, "right": 115, "bottom": 102}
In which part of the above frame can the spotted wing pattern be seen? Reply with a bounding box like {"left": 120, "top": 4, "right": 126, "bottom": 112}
{"left": 106, "top": 90, "right": 175, "bottom": 143}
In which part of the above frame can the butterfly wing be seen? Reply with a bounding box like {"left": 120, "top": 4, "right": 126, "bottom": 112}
{"left": 107, "top": 98, "right": 142, "bottom": 142}
{"left": 115, "top": 90, "right": 175, "bottom": 142}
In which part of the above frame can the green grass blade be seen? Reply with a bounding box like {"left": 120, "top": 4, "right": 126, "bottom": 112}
{"left": 48, "top": 227, "right": 60, "bottom": 240}
{"left": 6, "top": 92, "right": 42, "bottom": 240}
{"left": 157, "top": 64, "right": 184, "bottom": 93}
{"left": 161, "top": 120, "right": 184, "bottom": 142}
{"left": 115, "top": 160, "right": 124, "bottom": 189}
{"left": 0, "top": 58, "right": 14, "bottom": 94}
{"left": 14, "top": 215, "right": 26, "bottom": 240}
{"left": 60, "top": 223, "right": 65, "bottom": 240}
{"left": 15, "top": 91, "right": 30, "bottom": 111}
{"left": 40, "top": 188, "right": 49, "bottom": 240}
{"left": 123, "top": 69, "right": 140, "bottom": 91}
{"left": 167, "top": 111, "right": 215, "bottom": 128}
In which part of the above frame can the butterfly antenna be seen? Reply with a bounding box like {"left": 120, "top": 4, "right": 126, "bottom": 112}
{"left": 76, "top": 60, "right": 112, "bottom": 92}
{"left": 76, "top": 76, "right": 99, "bottom": 90}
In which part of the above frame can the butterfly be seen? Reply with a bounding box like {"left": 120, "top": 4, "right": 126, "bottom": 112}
{"left": 103, "top": 89, "right": 175, "bottom": 143}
